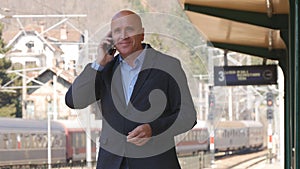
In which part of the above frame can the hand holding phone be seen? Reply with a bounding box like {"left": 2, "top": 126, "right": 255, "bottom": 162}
{"left": 106, "top": 43, "right": 116, "bottom": 55}
{"left": 103, "top": 32, "right": 116, "bottom": 55}
{"left": 97, "top": 32, "right": 116, "bottom": 66}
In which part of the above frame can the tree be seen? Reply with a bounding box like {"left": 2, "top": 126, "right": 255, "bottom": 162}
{"left": 0, "top": 22, "right": 22, "bottom": 117}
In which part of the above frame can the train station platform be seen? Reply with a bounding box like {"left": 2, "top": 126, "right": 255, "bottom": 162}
{"left": 249, "top": 161, "right": 283, "bottom": 169}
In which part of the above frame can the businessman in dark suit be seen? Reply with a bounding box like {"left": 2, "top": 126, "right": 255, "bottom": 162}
{"left": 65, "top": 10, "right": 197, "bottom": 169}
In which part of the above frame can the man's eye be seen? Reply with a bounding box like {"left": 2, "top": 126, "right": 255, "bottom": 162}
{"left": 114, "top": 29, "right": 120, "bottom": 34}
{"left": 126, "top": 27, "right": 134, "bottom": 32}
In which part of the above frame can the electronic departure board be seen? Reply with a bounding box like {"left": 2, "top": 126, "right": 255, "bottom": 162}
{"left": 214, "top": 65, "right": 278, "bottom": 86}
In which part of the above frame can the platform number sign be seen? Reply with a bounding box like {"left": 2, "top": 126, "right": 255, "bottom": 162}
{"left": 216, "top": 70, "right": 225, "bottom": 84}
{"left": 214, "top": 65, "right": 277, "bottom": 86}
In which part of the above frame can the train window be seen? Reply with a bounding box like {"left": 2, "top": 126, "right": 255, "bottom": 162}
{"left": 3, "top": 133, "right": 11, "bottom": 149}
{"left": 74, "top": 133, "right": 78, "bottom": 147}
{"left": 226, "top": 130, "right": 231, "bottom": 137}
{"left": 35, "top": 133, "right": 43, "bottom": 148}
{"left": 78, "top": 133, "right": 82, "bottom": 147}
{"left": 239, "top": 129, "right": 245, "bottom": 137}
{"left": 77, "top": 133, "right": 81, "bottom": 147}
{"left": 215, "top": 130, "right": 223, "bottom": 138}
{"left": 52, "top": 134, "right": 63, "bottom": 148}
{"left": 72, "top": 132, "right": 88, "bottom": 148}
{"left": 176, "top": 133, "right": 185, "bottom": 143}
{"left": 31, "top": 133, "right": 38, "bottom": 148}
{"left": 23, "top": 134, "right": 31, "bottom": 148}
{"left": 191, "top": 131, "right": 195, "bottom": 141}
{"left": 195, "top": 131, "right": 200, "bottom": 141}
{"left": 192, "top": 131, "right": 196, "bottom": 141}
{"left": 36, "top": 133, "right": 47, "bottom": 148}
{"left": 10, "top": 133, "right": 17, "bottom": 149}
{"left": 73, "top": 132, "right": 84, "bottom": 148}
{"left": 188, "top": 132, "right": 192, "bottom": 141}
{"left": 196, "top": 131, "right": 200, "bottom": 141}
{"left": 190, "top": 131, "right": 195, "bottom": 141}
{"left": 72, "top": 133, "right": 76, "bottom": 147}
{"left": 232, "top": 130, "right": 235, "bottom": 137}
{"left": 184, "top": 132, "right": 189, "bottom": 141}
{"left": 81, "top": 133, "right": 86, "bottom": 147}
{"left": 199, "top": 130, "right": 209, "bottom": 142}
{"left": 0, "top": 134, "right": 8, "bottom": 149}
{"left": 234, "top": 129, "right": 239, "bottom": 137}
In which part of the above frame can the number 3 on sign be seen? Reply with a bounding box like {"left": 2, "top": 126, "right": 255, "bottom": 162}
{"left": 218, "top": 70, "right": 225, "bottom": 82}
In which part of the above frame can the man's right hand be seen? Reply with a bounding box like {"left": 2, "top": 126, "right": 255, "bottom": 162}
{"left": 96, "top": 31, "right": 116, "bottom": 67}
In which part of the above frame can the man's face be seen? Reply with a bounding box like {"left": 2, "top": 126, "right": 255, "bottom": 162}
{"left": 111, "top": 14, "right": 144, "bottom": 58}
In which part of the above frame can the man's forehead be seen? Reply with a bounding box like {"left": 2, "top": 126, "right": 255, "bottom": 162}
{"left": 112, "top": 14, "right": 141, "bottom": 24}
{"left": 111, "top": 11, "right": 142, "bottom": 28}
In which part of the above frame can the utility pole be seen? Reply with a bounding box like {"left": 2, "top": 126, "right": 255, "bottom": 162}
{"left": 84, "top": 29, "right": 92, "bottom": 168}
{"left": 208, "top": 86, "right": 215, "bottom": 166}
{"left": 53, "top": 75, "right": 58, "bottom": 120}
{"left": 266, "top": 91, "right": 274, "bottom": 163}
{"left": 46, "top": 95, "right": 53, "bottom": 169}
{"left": 22, "top": 63, "right": 27, "bottom": 118}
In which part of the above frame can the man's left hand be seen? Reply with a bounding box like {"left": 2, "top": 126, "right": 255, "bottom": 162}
{"left": 127, "top": 124, "right": 152, "bottom": 146}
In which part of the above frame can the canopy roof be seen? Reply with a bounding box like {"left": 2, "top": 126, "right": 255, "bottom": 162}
{"left": 181, "top": 0, "right": 289, "bottom": 60}
{"left": 183, "top": 0, "right": 289, "bottom": 14}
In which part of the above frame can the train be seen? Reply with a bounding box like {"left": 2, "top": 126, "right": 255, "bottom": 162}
{"left": 0, "top": 118, "right": 264, "bottom": 168}
{"left": 175, "top": 120, "right": 264, "bottom": 155}
{"left": 0, "top": 118, "right": 100, "bottom": 168}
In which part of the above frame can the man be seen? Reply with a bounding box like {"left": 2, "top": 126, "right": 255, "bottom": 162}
{"left": 65, "top": 10, "right": 197, "bottom": 169}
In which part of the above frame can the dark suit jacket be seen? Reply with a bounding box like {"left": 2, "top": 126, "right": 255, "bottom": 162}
{"left": 65, "top": 44, "right": 197, "bottom": 169}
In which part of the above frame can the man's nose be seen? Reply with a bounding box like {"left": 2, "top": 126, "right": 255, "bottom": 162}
{"left": 120, "top": 30, "right": 128, "bottom": 39}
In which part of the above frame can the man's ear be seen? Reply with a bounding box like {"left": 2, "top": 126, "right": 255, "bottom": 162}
{"left": 141, "top": 28, "right": 145, "bottom": 41}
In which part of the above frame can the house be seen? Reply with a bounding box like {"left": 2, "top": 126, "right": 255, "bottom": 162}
{"left": 25, "top": 67, "right": 75, "bottom": 119}
{"left": 2, "top": 24, "right": 87, "bottom": 119}
{"left": 25, "top": 67, "right": 101, "bottom": 120}
{"left": 3, "top": 24, "right": 83, "bottom": 70}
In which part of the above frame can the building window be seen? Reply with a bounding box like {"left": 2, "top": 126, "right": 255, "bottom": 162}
{"left": 25, "top": 41, "right": 34, "bottom": 52}
{"left": 26, "top": 100, "right": 35, "bottom": 119}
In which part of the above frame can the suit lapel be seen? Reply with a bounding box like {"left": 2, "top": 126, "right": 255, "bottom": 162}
{"left": 130, "top": 48, "right": 157, "bottom": 103}
{"left": 102, "top": 47, "right": 157, "bottom": 108}
{"left": 103, "top": 56, "right": 127, "bottom": 108}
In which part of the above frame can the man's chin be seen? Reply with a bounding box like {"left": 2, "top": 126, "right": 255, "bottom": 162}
{"left": 118, "top": 49, "right": 132, "bottom": 56}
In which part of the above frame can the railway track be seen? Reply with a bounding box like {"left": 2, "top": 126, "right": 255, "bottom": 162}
{"left": 229, "top": 155, "right": 266, "bottom": 169}
{"left": 213, "top": 150, "right": 268, "bottom": 169}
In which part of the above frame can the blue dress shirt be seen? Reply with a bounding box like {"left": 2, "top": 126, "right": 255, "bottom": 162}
{"left": 91, "top": 46, "right": 146, "bottom": 104}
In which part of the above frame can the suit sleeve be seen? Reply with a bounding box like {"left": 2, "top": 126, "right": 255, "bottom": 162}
{"left": 65, "top": 63, "right": 102, "bottom": 109}
{"left": 149, "top": 60, "right": 197, "bottom": 136}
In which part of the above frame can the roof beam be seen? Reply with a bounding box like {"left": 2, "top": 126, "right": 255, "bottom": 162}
{"left": 184, "top": 3, "right": 288, "bottom": 29}
{"left": 209, "top": 42, "right": 287, "bottom": 60}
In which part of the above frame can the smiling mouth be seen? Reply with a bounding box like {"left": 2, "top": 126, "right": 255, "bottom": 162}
{"left": 117, "top": 41, "right": 131, "bottom": 46}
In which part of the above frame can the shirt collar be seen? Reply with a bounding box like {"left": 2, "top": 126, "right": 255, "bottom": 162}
{"left": 118, "top": 44, "right": 147, "bottom": 67}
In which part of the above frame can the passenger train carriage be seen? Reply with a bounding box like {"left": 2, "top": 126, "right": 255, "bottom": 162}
{"left": 57, "top": 119, "right": 100, "bottom": 162}
{"left": 0, "top": 118, "right": 100, "bottom": 168}
{"left": 0, "top": 118, "right": 66, "bottom": 167}
{"left": 0, "top": 118, "right": 263, "bottom": 168}
{"left": 175, "top": 120, "right": 264, "bottom": 155}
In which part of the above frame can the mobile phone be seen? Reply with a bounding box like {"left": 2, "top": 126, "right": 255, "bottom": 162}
{"left": 107, "top": 44, "right": 116, "bottom": 55}
{"left": 105, "top": 34, "right": 116, "bottom": 55}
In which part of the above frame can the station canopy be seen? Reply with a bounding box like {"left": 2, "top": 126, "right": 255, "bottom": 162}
{"left": 180, "top": 0, "right": 289, "bottom": 60}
